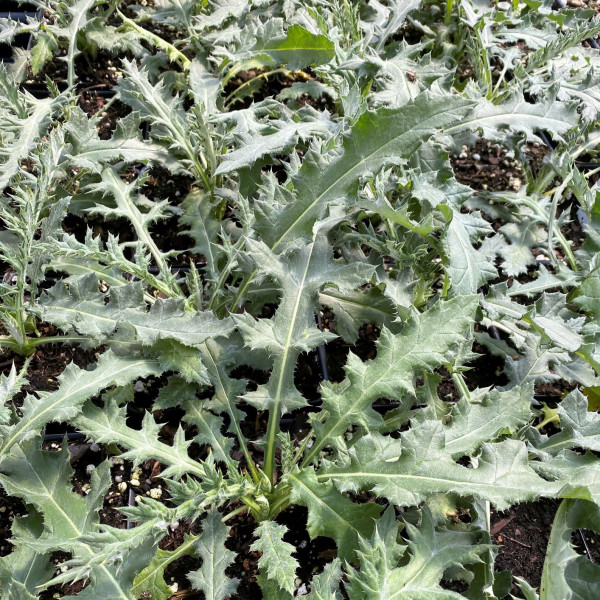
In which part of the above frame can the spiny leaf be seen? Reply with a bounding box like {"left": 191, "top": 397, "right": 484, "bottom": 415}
{"left": 0, "top": 351, "right": 161, "bottom": 459}
{"left": 65, "top": 109, "right": 177, "bottom": 173}
{"left": 0, "top": 512, "right": 53, "bottom": 599}
{"left": 445, "top": 93, "right": 580, "bottom": 144}
{"left": 133, "top": 535, "right": 198, "bottom": 600}
{"left": 304, "top": 295, "right": 478, "bottom": 466}
{"left": 235, "top": 232, "right": 374, "bottom": 478}
{"left": 188, "top": 509, "right": 239, "bottom": 600}
{"left": 443, "top": 384, "right": 533, "bottom": 457}
{"left": 289, "top": 469, "right": 382, "bottom": 562}
{"left": 255, "top": 93, "right": 473, "bottom": 250}
{"left": 38, "top": 274, "right": 233, "bottom": 348}
{"left": 0, "top": 441, "right": 158, "bottom": 597}
{"left": 73, "top": 400, "right": 205, "bottom": 480}
{"left": 345, "top": 507, "right": 488, "bottom": 600}
{"left": 250, "top": 521, "right": 299, "bottom": 595}
{"left": 318, "top": 286, "right": 397, "bottom": 344}
{"left": 320, "top": 427, "right": 562, "bottom": 510}
{"left": 528, "top": 390, "right": 600, "bottom": 456}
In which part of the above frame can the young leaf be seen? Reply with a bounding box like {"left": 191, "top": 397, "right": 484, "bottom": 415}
{"left": 133, "top": 534, "right": 199, "bottom": 600}
{"left": 527, "top": 390, "right": 600, "bottom": 456}
{"left": 73, "top": 400, "right": 205, "bottom": 480}
{"left": 188, "top": 509, "right": 239, "bottom": 600}
{"left": 305, "top": 559, "right": 343, "bottom": 600}
{"left": 235, "top": 232, "right": 374, "bottom": 479}
{"left": 250, "top": 521, "right": 299, "bottom": 595}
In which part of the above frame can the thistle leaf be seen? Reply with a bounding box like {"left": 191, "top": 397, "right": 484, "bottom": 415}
{"left": 250, "top": 521, "right": 299, "bottom": 595}
{"left": 254, "top": 93, "right": 473, "bottom": 252}
{"left": 0, "top": 351, "right": 161, "bottom": 459}
{"left": 133, "top": 534, "right": 199, "bottom": 600}
{"left": 289, "top": 469, "right": 382, "bottom": 561}
{"left": 320, "top": 428, "right": 561, "bottom": 510}
{"left": 188, "top": 509, "right": 239, "bottom": 600}
{"left": 0, "top": 442, "right": 158, "bottom": 598}
{"left": 73, "top": 400, "right": 205, "bottom": 480}
{"left": 251, "top": 24, "right": 334, "bottom": 70}
{"left": 345, "top": 507, "right": 488, "bottom": 600}
{"left": 304, "top": 295, "right": 478, "bottom": 466}
{"left": 38, "top": 274, "right": 233, "bottom": 348}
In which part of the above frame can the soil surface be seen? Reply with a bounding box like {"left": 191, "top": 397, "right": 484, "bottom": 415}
{"left": 492, "top": 499, "right": 600, "bottom": 598}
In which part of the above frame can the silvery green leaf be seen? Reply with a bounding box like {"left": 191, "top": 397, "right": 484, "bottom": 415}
{"left": 38, "top": 274, "right": 233, "bottom": 348}
{"left": 443, "top": 384, "right": 533, "bottom": 457}
{"left": 188, "top": 509, "right": 239, "bottom": 600}
{"left": 0, "top": 441, "right": 158, "bottom": 598}
{"left": 303, "top": 295, "right": 478, "bottom": 466}
{"left": 251, "top": 93, "right": 473, "bottom": 256}
{"left": 0, "top": 75, "right": 67, "bottom": 190}
{"left": 446, "top": 93, "right": 580, "bottom": 144}
{"left": 0, "top": 512, "right": 53, "bottom": 599}
{"left": 305, "top": 559, "right": 343, "bottom": 600}
{"left": 540, "top": 499, "right": 600, "bottom": 600}
{"left": 132, "top": 534, "right": 199, "bottom": 600}
{"left": 251, "top": 521, "right": 299, "bottom": 595}
{"left": 65, "top": 109, "right": 178, "bottom": 173}
{"left": 345, "top": 507, "right": 488, "bottom": 599}
{"left": 443, "top": 211, "right": 496, "bottom": 295}
{"left": 322, "top": 428, "right": 562, "bottom": 510}
{"left": 0, "top": 351, "right": 161, "bottom": 460}
{"left": 289, "top": 469, "right": 382, "bottom": 562}
{"left": 318, "top": 285, "right": 397, "bottom": 344}
{"left": 528, "top": 390, "right": 600, "bottom": 456}
{"left": 73, "top": 400, "right": 205, "bottom": 480}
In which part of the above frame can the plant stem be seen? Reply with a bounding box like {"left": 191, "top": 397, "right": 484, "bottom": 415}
{"left": 224, "top": 68, "right": 290, "bottom": 107}
{"left": 445, "top": 0, "right": 454, "bottom": 25}
{"left": 117, "top": 10, "right": 191, "bottom": 71}
{"left": 547, "top": 174, "right": 573, "bottom": 270}
{"left": 451, "top": 371, "right": 471, "bottom": 401}
{"left": 221, "top": 504, "right": 249, "bottom": 523}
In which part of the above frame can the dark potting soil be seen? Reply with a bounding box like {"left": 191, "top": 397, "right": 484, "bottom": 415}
{"left": 24, "top": 47, "right": 126, "bottom": 94}
{"left": 492, "top": 498, "right": 600, "bottom": 599}
{"left": 450, "top": 139, "right": 548, "bottom": 194}
{"left": 0, "top": 321, "right": 100, "bottom": 398}
{"left": 77, "top": 92, "right": 132, "bottom": 139}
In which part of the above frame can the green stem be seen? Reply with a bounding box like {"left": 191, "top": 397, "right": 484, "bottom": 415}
{"left": 451, "top": 372, "right": 471, "bottom": 401}
{"left": 240, "top": 495, "right": 264, "bottom": 519}
{"left": 224, "top": 68, "right": 290, "bottom": 107}
{"left": 221, "top": 504, "right": 249, "bottom": 523}
{"left": 445, "top": 0, "right": 454, "bottom": 25}
{"left": 117, "top": 10, "right": 191, "bottom": 71}
{"left": 0, "top": 335, "right": 92, "bottom": 355}
{"left": 547, "top": 174, "right": 573, "bottom": 270}
{"left": 268, "top": 493, "right": 291, "bottom": 520}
